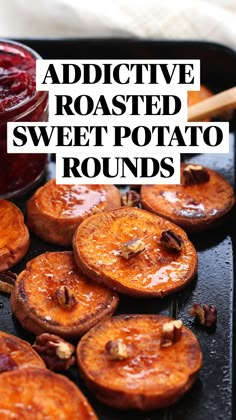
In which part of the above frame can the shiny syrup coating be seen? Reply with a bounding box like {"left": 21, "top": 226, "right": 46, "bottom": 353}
{"left": 140, "top": 164, "right": 235, "bottom": 231}
{"left": 0, "top": 368, "right": 97, "bottom": 419}
{"left": 10, "top": 251, "right": 118, "bottom": 339}
{"left": 27, "top": 181, "right": 121, "bottom": 246}
{"left": 73, "top": 207, "right": 197, "bottom": 297}
{"left": 77, "top": 314, "right": 202, "bottom": 410}
{"left": 34, "top": 182, "right": 108, "bottom": 218}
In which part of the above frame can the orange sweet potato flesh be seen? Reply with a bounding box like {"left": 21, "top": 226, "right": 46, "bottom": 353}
{"left": 77, "top": 314, "right": 202, "bottom": 411}
{"left": 0, "top": 368, "right": 97, "bottom": 419}
{"left": 73, "top": 207, "right": 197, "bottom": 297}
{"left": 10, "top": 251, "right": 119, "bottom": 340}
{"left": 141, "top": 164, "right": 235, "bottom": 232}
{"left": 27, "top": 181, "right": 121, "bottom": 245}
{"left": 0, "top": 331, "right": 45, "bottom": 371}
{"left": 0, "top": 200, "right": 30, "bottom": 271}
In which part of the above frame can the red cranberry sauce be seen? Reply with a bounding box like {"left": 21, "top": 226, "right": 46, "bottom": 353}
{"left": 0, "top": 42, "right": 48, "bottom": 198}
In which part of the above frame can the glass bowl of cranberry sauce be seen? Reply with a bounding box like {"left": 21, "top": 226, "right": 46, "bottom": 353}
{"left": 0, "top": 39, "right": 48, "bottom": 199}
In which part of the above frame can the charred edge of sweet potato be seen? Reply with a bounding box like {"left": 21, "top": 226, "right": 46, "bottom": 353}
{"left": 78, "top": 371, "right": 198, "bottom": 411}
{"left": 0, "top": 332, "right": 46, "bottom": 368}
{"left": 11, "top": 277, "right": 119, "bottom": 340}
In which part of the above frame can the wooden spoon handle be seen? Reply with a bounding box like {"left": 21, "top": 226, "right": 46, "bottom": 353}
{"left": 188, "top": 86, "right": 236, "bottom": 122}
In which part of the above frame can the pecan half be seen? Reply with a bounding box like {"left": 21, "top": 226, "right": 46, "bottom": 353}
{"left": 0, "top": 271, "right": 17, "bottom": 294}
{"left": 121, "top": 190, "right": 140, "bottom": 207}
{"left": 160, "top": 230, "right": 183, "bottom": 252}
{"left": 32, "top": 333, "right": 75, "bottom": 371}
{"left": 189, "top": 303, "right": 217, "bottom": 328}
{"left": 105, "top": 339, "right": 128, "bottom": 360}
{"left": 183, "top": 164, "right": 210, "bottom": 186}
{"left": 0, "top": 353, "right": 18, "bottom": 373}
{"left": 160, "top": 320, "right": 183, "bottom": 348}
{"left": 53, "top": 286, "right": 77, "bottom": 309}
{"left": 120, "top": 238, "right": 145, "bottom": 259}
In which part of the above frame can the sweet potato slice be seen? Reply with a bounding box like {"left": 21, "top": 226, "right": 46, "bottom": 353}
{"left": 0, "top": 200, "right": 29, "bottom": 271}
{"left": 0, "top": 331, "right": 45, "bottom": 372}
{"left": 10, "top": 251, "right": 119, "bottom": 340}
{"left": 0, "top": 368, "right": 97, "bottom": 419}
{"left": 77, "top": 314, "right": 202, "bottom": 411}
{"left": 27, "top": 181, "right": 121, "bottom": 245}
{"left": 141, "top": 163, "right": 235, "bottom": 232}
{"left": 73, "top": 207, "right": 197, "bottom": 297}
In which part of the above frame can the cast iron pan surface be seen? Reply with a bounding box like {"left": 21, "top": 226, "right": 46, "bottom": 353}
{"left": 1, "top": 39, "right": 236, "bottom": 420}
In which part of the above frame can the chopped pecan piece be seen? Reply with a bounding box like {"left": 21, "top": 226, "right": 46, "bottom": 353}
{"left": 32, "top": 333, "right": 75, "bottom": 371}
{"left": 189, "top": 303, "right": 205, "bottom": 325}
{"left": 203, "top": 305, "right": 217, "bottom": 327}
{"left": 183, "top": 164, "right": 210, "bottom": 186}
{"left": 0, "top": 353, "right": 18, "bottom": 373}
{"left": 121, "top": 190, "right": 140, "bottom": 207}
{"left": 160, "top": 230, "right": 183, "bottom": 252}
{"left": 189, "top": 303, "right": 217, "bottom": 328}
{"left": 105, "top": 339, "right": 128, "bottom": 360}
{"left": 160, "top": 320, "right": 183, "bottom": 348}
{"left": 0, "top": 271, "right": 17, "bottom": 294}
{"left": 120, "top": 238, "right": 145, "bottom": 259}
{"left": 53, "top": 286, "right": 77, "bottom": 309}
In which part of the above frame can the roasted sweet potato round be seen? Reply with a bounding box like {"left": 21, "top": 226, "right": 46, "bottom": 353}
{"left": 140, "top": 163, "right": 235, "bottom": 232}
{"left": 73, "top": 207, "right": 197, "bottom": 297}
{"left": 0, "top": 331, "right": 45, "bottom": 372}
{"left": 10, "top": 251, "right": 119, "bottom": 340}
{"left": 27, "top": 181, "right": 121, "bottom": 245}
{"left": 0, "top": 200, "right": 29, "bottom": 271}
{"left": 77, "top": 314, "right": 202, "bottom": 411}
{"left": 0, "top": 368, "right": 97, "bottom": 419}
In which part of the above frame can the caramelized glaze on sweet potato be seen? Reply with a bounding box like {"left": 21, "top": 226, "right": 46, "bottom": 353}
{"left": 10, "top": 251, "right": 119, "bottom": 340}
{"left": 27, "top": 181, "right": 121, "bottom": 245}
{"left": 140, "top": 164, "right": 235, "bottom": 231}
{"left": 0, "top": 331, "right": 45, "bottom": 371}
{"left": 73, "top": 207, "right": 197, "bottom": 297}
{"left": 0, "top": 200, "right": 29, "bottom": 271}
{"left": 0, "top": 368, "right": 97, "bottom": 419}
{"left": 77, "top": 314, "right": 202, "bottom": 411}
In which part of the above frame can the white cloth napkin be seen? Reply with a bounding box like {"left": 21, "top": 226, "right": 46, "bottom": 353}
{"left": 1, "top": 0, "right": 236, "bottom": 51}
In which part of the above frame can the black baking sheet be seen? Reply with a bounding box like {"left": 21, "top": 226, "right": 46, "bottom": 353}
{"left": 1, "top": 39, "right": 236, "bottom": 420}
